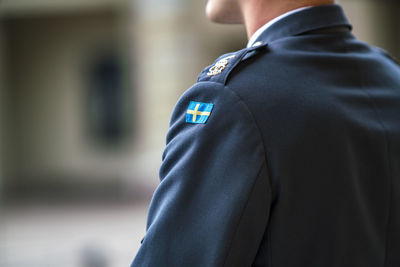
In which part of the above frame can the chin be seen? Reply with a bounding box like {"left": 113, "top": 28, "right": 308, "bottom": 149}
{"left": 205, "top": 0, "right": 243, "bottom": 24}
{"left": 205, "top": 1, "right": 221, "bottom": 22}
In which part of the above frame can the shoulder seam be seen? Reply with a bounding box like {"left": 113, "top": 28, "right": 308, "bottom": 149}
{"left": 221, "top": 84, "right": 274, "bottom": 267}
{"left": 224, "top": 84, "right": 273, "bottom": 191}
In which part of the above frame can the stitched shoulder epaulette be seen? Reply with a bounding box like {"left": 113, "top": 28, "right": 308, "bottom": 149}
{"left": 197, "top": 42, "right": 268, "bottom": 85}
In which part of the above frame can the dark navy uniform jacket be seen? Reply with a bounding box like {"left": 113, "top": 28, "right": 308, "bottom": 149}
{"left": 131, "top": 4, "right": 400, "bottom": 267}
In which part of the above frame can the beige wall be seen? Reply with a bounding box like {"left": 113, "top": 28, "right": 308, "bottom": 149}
{"left": 3, "top": 11, "right": 138, "bottom": 187}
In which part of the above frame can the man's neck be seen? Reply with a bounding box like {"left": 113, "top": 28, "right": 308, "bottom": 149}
{"left": 240, "top": 0, "right": 335, "bottom": 39}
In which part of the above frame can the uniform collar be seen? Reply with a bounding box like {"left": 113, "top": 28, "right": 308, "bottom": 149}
{"left": 248, "top": 4, "right": 352, "bottom": 47}
{"left": 247, "top": 6, "right": 312, "bottom": 48}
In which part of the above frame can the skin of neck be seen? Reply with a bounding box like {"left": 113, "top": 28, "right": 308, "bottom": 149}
{"left": 239, "top": 0, "right": 335, "bottom": 39}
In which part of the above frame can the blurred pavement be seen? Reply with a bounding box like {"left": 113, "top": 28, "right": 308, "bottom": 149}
{"left": 0, "top": 202, "right": 147, "bottom": 267}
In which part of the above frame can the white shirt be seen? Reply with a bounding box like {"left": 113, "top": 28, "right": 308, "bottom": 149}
{"left": 247, "top": 6, "right": 312, "bottom": 48}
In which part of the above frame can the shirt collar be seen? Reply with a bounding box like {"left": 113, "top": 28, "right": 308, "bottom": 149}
{"left": 247, "top": 6, "right": 312, "bottom": 48}
{"left": 246, "top": 4, "right": 352, "bottom": 47}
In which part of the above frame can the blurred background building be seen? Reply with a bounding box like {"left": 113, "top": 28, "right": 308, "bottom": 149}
{"left": 0, "top": 0, "right": 399, "bottom": 266}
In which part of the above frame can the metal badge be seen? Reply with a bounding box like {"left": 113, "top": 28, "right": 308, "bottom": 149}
{"left": 207, "top": 55, "right": 236, "bottom": 76}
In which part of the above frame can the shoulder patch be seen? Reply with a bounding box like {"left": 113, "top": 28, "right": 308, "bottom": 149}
{"left": 186, "top": 101, "right": 214, "bottom": 124}
{"left": 197, "top": 42, "right": 268, "bottom": 85}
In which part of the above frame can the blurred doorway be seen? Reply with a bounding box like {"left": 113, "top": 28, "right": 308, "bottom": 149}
{"left": 1, "top": 9, "right": 134, "bottom": 202}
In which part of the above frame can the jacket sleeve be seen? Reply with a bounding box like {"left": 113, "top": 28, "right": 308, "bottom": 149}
{"left": 130, "top": 81, "right": 272, "bottom": 267}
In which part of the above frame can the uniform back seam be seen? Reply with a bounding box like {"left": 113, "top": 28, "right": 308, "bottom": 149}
{"left": 356, "top": 60, "right": 394, "bottom": 267}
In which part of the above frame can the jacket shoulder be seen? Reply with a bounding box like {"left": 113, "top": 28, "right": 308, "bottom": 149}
{"left": 197, "top": 42, "right": 269, "bottom": 85}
